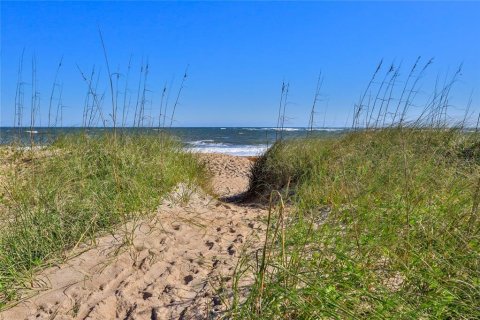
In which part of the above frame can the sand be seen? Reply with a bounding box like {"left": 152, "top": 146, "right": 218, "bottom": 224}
{"left": 197, "top": 153, "right": 254, "bottom": 198}
{"left": 0, "top": 154, "right": 265, "bottom": 320}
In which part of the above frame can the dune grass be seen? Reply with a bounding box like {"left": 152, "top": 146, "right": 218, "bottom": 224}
{"left": 234, "top": 128, "right": 480, "bottom": 319}
{"left": 0, "top": 133, "right": 207, "bottom": 308}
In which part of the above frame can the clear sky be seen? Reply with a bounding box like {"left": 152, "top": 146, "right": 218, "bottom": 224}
{"left": 1, "top": 1, "right": 479, "bottom": 127}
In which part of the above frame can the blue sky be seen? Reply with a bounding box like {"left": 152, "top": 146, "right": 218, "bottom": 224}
{"left": 1, "top": 1, "right": 479, "bottom": 127}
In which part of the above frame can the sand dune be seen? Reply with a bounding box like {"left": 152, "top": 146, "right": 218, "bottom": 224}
{"left": 1, "top": 154, "right": 266, "bottom": 320}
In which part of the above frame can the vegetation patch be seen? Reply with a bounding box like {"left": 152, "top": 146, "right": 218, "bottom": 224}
{"left": 0, "top": 133, "right": 206, "bottom": 308}
{"left": 235, "top": 128, "right": 480, "bottom": 319}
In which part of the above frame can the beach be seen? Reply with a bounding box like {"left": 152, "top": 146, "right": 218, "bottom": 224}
{"left": 0, "top": 153, "right": 266, "bottom": 320}
{"left": 2, "top": 1, "right": 479, "bottom": 316}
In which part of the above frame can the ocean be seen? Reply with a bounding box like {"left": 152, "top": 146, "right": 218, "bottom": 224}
{"left": 0, "top": 127, "right": 347, "bottom": 156}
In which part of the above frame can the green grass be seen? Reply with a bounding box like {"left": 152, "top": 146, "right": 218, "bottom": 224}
{"left": 0, "top": 133, "right": 207, "bottom": 308}
{"left": 235, "top": 128, "right": 480, "bottom": 319}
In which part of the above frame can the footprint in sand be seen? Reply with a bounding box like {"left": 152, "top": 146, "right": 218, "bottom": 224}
{"left": 0, "top": 154, "right": 265, "bottom": 320}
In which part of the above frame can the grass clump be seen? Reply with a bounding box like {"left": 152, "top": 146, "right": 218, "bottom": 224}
{"left": 0, "top": 133, "right": 206, "bottom": 308}
{"left": 236, "top": 128, "right": 480, "bottom": 319}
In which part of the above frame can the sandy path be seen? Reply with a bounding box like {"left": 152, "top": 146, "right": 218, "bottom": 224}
{"left": 197, "top": 154, "right": 253, "bottom": 198}
{"left": 1, "top": 154, "right": 265, "bottom": 320}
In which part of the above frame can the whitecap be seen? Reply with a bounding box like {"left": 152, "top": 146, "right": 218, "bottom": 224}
{"left": 188, "top": 144, "right": 268, "bottom": 156}
{"left": 187, "top": 140, "right": 231, "bottom": 147}
{"left": 243, "top": 127, "right": 302, "bottom": 131}
{"left": 311, "top": 128, "right": 346, "bottom": 132}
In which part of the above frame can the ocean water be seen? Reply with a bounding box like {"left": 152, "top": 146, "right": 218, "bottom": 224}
{"left": 0, "top": 127, "right": 347, "bottom": 156}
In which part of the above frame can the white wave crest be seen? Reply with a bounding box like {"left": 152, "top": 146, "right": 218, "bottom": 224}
{"left": 242, "top": 127, "right": 301, "bottom": 131}
{"left": 188, "top": 144, "right": 268, "bottom": 156}
{"left": 311, "top": 128, "right": 345, "bottom": 132}
{"left": 187, "top": 140, "right": 231, "bottom": 147}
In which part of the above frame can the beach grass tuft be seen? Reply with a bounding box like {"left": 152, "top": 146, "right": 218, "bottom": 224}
{"left": 0, "top": 133, "right": 207, "bottom": 308}
{"left": 234, "top": 127, "right": 480, "bottom": 319}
